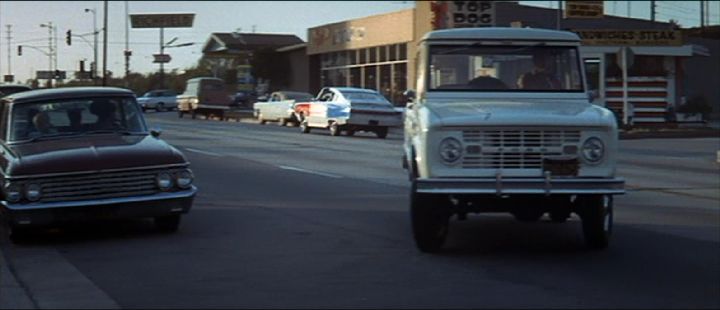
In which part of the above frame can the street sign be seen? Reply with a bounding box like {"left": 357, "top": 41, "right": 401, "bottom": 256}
{"left": 36, "top": 70, "right": 66, "bottom": 80}
{"left": 153, "top": 54, "right": 172, "bottom": 63}
{"left": 3, "top": 75, "right": 13, "bottom": 83}
{"left": 565, "top": 1, "right": 604, "bottom": 19}
{"left": 130, "top": 14, "right": 195, "bottom": 28}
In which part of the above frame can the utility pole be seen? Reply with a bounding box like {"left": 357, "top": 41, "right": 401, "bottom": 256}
{"left": 5, "top": 25, "right": 11, "bottom": 76}
{"left": 102, "top": 0, "right": 108, "bottom": 86}
{"left": 124, "top": 0, "right": 130, "bottom": 85}
{"left": 160, "top": 27, "right": 165, "bottom": 88}
{"left": 650, "top": 0, "right": 656, "bottom": 22}
{"left": 84, "top": 8, "right": 98, "bottom": 84}
{"left": 700, "top": 0, "right": 705, "bottom": 28}
{"left": 556, "top": 0, "right": 562, "bottom": 30}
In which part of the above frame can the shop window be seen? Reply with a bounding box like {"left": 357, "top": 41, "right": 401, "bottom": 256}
{"left": 349, "top": 50, "right": 357, "bottom": 65}
{"left": 380, "top": 64, "right": 392, "bottom": 99}
{"left": 365, "top": 65, "right": 377, "bottom": 90}
{"left": 389, "top": 44, "right": 397, "bottom": 61}
{"left": 359, "top": 49, "right": 366, "bottom": 64}
{"left": 369, "top": 47, "right": 377, "bottom": 63}
{"left": 393, "top": 63, "right": 407, "bottom": 106}
{"left": 399, "top": 43, "right": 407, "bottom": 60}
{"left": 350, "top": 67, "right": 362, "bottom": 88}
{"left": 629, "top": 56, "right": 666, "bottom": 77}
{"left": 380, "top": 46, "right": 387, "bottom": 62}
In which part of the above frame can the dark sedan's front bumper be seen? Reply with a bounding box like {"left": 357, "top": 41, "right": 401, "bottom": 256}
{"left": 1, "top": 186, "right": 197, "bottom": 227}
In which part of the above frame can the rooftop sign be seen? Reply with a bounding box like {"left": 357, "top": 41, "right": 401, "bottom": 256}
{"left": 564, "top": 1, "right": 604, "bottom": 19}
{"left": 575, "top": 29, "right": 683, "bottom": 46}
{"left": 130, "top": 14, "right": 195, "bottom": 28}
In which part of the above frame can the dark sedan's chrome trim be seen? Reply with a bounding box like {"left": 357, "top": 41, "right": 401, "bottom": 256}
{"left": 1, "top": 186, "right": 197, "bottom": 210}
{"left": 3, "top": 163, "right": 190, "bottom": 180}
{"left": 415, "top": 177, "right": 625, "bottom": 195}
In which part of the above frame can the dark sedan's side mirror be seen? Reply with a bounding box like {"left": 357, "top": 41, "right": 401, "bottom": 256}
{"left": 150, "top": 127, "right": 162, "bottom": 138}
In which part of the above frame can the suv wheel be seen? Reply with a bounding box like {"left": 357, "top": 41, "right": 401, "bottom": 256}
{"left": 410, "top": 182, "right": 450, "bottom": 253}
{"left": 300, "top": 119, "right": 311, "bottom": 134}
{"left": 376, "top": 127, "right": 388, "bottom": 139}
{"left": 258, "top": 113, "right": 266, "bottom": 125}
{"left": 155, "top": 214, "right": 181, "bottom": 233}
{"left": 329, "top": 122, "right": 340, "bottom": 136}
{"left": 578, "top": 195, "right": 612, "bottom": 249}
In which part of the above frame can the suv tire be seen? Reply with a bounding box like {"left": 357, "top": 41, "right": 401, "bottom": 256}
{"left": 410, "top": 182, "right": 449, "bottom": 253}
{"left": 578, "top": 195, "right": 612, "bottom": 249}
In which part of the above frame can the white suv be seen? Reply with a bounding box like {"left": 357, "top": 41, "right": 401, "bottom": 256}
{"left": 403, "top": 28, "right": 625, "bottom": 252}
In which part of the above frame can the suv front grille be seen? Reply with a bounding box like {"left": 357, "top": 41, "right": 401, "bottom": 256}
{"left": 33, "top": 169, "right": 165, "bottom": 203}
{"left": 461, "top": 130, "right": 581, "bottom": 169}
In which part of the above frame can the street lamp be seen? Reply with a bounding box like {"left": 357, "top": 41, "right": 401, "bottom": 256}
{"left": 39, "top": 22, "right": 56, "bottom": 86}
{"left": 84, "top": 8, "right": 98, "bottom": 82}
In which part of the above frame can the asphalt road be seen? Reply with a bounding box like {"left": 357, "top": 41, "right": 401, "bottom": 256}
{"left": 2, "top": 111, "right": 719, "bottom": 309}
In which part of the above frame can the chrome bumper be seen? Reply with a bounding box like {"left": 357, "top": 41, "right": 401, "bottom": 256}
{"left": 415, "top": 178, "right": 625, "bottom": 195}
{"left": 2, "top": 186, "right": 198, "bottom": 211}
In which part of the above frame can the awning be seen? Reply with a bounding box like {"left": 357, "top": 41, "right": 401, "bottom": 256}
{"left": 580, "top": 44, "right": 710, "bottom": 57}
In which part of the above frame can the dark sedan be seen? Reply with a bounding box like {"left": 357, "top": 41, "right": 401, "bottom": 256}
{"left": 0, "top": 87, "right": 197, "bottom": 240}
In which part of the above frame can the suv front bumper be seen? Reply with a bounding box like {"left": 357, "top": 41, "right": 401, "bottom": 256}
{"left": 415, "top": 177, "right": 625, "bottom": 195}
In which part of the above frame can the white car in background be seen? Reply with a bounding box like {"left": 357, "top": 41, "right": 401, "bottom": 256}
{"left": 254, "top": 91, "right": 314, "bottom": 126}
{"left": 137, "top": 89, "right": 178, "bottom": 112}
{"left": 298, "top": 87, "right": 402, "bottom": 138}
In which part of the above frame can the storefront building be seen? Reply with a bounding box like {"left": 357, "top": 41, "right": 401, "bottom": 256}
{"left": 306, "top": 1, "right": 715, "bottom": 124}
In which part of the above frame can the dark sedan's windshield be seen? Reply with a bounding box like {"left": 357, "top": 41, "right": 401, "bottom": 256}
{"left": 9, "top": 97, "right": 147, "bottom": 142}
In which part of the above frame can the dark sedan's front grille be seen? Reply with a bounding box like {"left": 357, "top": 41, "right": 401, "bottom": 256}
{"left": 35, "top": 169, "right": 163, "bottom": 203}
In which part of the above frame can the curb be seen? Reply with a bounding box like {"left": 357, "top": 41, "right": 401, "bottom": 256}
{"left": 619, "top": 129, "right": 720, "bottom": 140}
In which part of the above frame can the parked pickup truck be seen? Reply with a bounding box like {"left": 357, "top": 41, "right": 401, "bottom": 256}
{"left": 403, "top": 27, "right": 625, "bottom": 253}
{"left": 177, "top": 77, "right": 243, "bottom": 120}
{"left": 295, "top": 87, "right": 402, "bottom": 138}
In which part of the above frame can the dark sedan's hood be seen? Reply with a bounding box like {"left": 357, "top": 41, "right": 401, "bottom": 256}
{"left": 6, "top": 134, "right": 188, "bottom": 176}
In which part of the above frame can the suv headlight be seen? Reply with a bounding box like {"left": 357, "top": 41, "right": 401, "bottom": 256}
{"left": 25, "top": 183, "right": 42, "bottom": 202}
{"left": 175, "top": 169, "right": 194, "bottom": 189}
{"left": 439, "top": 137, "right": 463, "bottom": 164}
{"left": 157, "top": 173, "right": 174, "bottom": 191}
{"left": 581, "top": 137, "right": 605, "bottom": 164}
{"left": 3, "top": 182, "right": 22, "bottom": 203}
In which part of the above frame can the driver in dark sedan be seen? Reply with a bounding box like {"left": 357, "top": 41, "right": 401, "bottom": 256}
{"left": 90, "top": 99, "right": 118, "bottom": 130}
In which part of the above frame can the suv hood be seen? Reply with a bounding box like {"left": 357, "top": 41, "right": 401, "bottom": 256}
{"left": 6, "top": 135, "right": 187, "bottom": 176}
{"left": 425, "top": 99, "right": 614, "bottom": 128}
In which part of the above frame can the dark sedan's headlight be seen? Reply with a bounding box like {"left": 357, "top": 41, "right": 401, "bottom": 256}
{"left": 156, "top": 173, "right": 174, "bottom": 191}
{"left": 25, "top": 183, "right": 42, "bottom": 202}
{"left": 3, "top": 182, "right": 22, "bottom": 203}
{"left": 175, "top": 169, "right": 194, "bottom": 189}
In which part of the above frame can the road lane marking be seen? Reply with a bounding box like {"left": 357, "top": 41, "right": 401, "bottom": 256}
{"left": 184, "top": 148, "right": 222, "bottom": 157}
{"left": 278, "top": 165, "right": 343, "bottom": 179}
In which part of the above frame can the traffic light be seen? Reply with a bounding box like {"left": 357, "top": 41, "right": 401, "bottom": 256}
{"left": 66, "top": 30, "right": 71, "bottom": 46}
{"left": 17, "top": 45, "right": 22, "bottom": 56}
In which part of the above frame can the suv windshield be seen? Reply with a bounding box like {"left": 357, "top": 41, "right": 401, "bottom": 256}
{"left": 428, "top": 45, "right": 584, "bottom": 92}
{"left": 9, "top": 96, "right": 147, "bottom": 142}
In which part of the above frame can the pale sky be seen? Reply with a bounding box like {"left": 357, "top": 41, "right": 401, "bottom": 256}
{"left": 0, "top": 1, "right": 717, "bottom": 83}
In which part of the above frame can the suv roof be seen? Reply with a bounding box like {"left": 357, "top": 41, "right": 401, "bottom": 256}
{"left": 422, "top": 27, "right": 581, "bottom": 43}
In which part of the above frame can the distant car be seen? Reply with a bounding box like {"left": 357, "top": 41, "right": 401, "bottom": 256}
{"left": 233, "top": 90, "right": 257, "bottom": 107}
{"left": 254, "top": 91, "right": 314, "bottom": 126}
{"left": 137, "top": 89, "right": 178, "bottom": 112}
{"left": 0, "top": 85, "right": 32, "bottom": 97}
{"left": 298, "top": 87, "right": 402, "bottom": 138}
{"left": 0, "top": 87, "right": 197, "bottom": 241}
{"left": 177, "top": 77, "right": 235, "bottom": 119}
